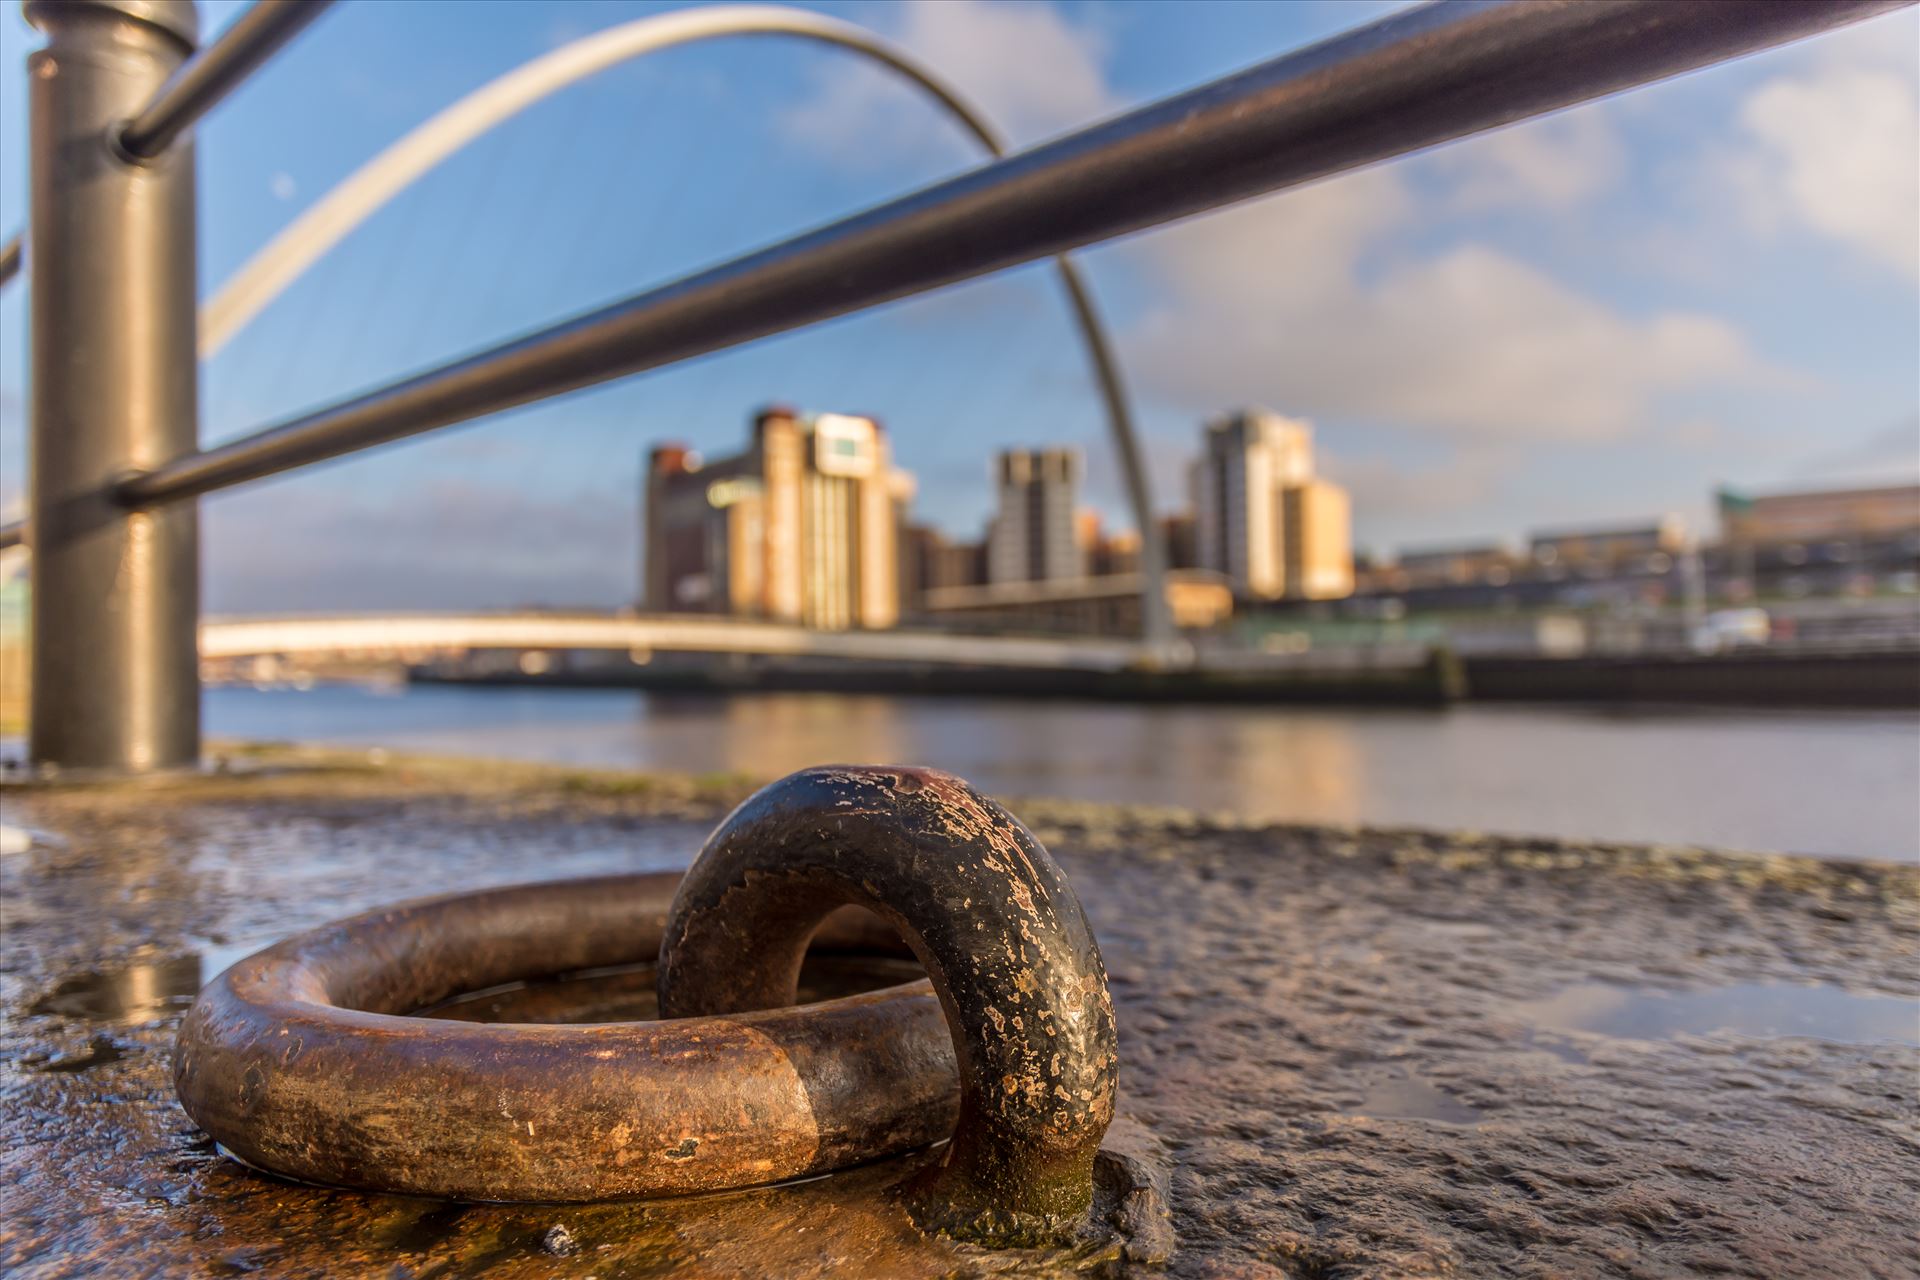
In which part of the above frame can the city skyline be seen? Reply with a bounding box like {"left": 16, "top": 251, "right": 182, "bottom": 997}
{"left": 655, "top": 402, "right": 1917, "bottom": 582}
{"left": 0, "top": 1, "right": 1913, "bottom": 614}
{"left": 641, "top": 400, "right": 1918, "bottom": 627}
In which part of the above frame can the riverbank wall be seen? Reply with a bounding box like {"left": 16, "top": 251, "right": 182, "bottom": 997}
{"left": 413, "top": 645, "right": 1919, "bottom": 709}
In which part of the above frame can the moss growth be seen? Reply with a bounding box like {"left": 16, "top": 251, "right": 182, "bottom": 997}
{"left": 558, "top": 771, "right": 659, "bottom": 797}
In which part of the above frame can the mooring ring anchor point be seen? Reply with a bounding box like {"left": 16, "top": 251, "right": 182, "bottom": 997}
{"left": 659, "top": 764, "right": 1119, "bottom": 1242}
{"left": 172, "top": 872, "right": 956, "bottom": 1201}
{"left": 173, "top": 764, "right": 1117, "bottom": 1246}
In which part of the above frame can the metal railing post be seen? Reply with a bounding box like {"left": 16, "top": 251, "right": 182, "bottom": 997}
{"left": 25, "top": 0, "right": 201, "bottom": 772}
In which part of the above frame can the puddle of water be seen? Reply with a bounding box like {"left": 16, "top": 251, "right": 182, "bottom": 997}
{"left": 1512, "top": 982, "right": 1920, "bottom": 1047}
{"left": 419, "top": 954, "right": 927, "bottom": 1024}
{"left": 29, "top": 956, "right": 204, "bottom": 1022}
{"left": 376, "top": 1201, "right": 471, "bottom": 1252}
{"left": 25, "top": 938, "right": 284, "bottom": 1025}
{"left": 25, "top": 942, "right": 920, "bottom": 1029}
{"left": 30, "top": 1034, "right": 132, "bottom": 1074}
{"left": 1345, "top": 1071, "right": 1483, "bottom": 1125}
{"left": 0, "top": 823, "right": 64, "bottom": 856}
{"left": 1410, "top": 917, "right": 1496, "bottom": 941}
{"left": 1515, "top": 1027, "right": 1590, "bottom": 1066}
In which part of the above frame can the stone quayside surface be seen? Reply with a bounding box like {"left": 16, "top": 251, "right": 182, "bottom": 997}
{"left": 2, "top": 751, "right": 1915, "bottom": 1278}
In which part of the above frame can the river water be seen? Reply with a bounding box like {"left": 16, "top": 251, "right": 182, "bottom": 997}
{"left": 201, "top": 684, "right": 1919, "bottom": 862}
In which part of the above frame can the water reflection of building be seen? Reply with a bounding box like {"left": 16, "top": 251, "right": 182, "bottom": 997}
{"left": 1192, "top": 408, "right": 1353, "bottom": 601}
{"left": 645, "top": 407, "right": 909, "bottom": 630}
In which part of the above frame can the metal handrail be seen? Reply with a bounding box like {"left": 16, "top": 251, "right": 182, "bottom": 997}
{"left": 0, "top": 0, "right": 330, "bottom": 292}
{"left": 178, "top": 4, "right": 1171, "bottom": 647}
{"left": 115, "top": 0, "right": 1902, "bottom": 510}
{"left": 117, "top": 0, "right": 335, "bottom": 160}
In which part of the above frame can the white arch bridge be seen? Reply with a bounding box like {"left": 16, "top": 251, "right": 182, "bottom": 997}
{"left": 200, "top": 613, "right": 1147, "bottom": 673}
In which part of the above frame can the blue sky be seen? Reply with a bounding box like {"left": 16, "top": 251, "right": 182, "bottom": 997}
{"left": 1, "top": 0, "right": 1915, "bottom": 611}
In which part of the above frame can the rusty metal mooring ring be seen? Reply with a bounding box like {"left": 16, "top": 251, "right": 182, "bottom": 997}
{"left": 660, "top": 766, "right": 1118, "bottom": 1242}
{"left": 174, "top": 765, "right": 1116, "bottom": 1242}
{"left": 173, "top": 871, "right": 958, "bottom": 1201}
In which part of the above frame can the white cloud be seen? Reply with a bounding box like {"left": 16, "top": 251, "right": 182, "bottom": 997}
{"left": 779, "top": 0, "right": 1119, "bottom": 166}
{"left": 1426, "top": 109, "right": 1626, "bottom": 212}
{"left": 1321, "top": 444, "right": 1514, "bottom": 524}
{"left": 1794, "top": 414, "right": 1920, "bottom": 485}
{"left": 767, "top": 0, "right": 1866, "bottom": 541}
{"left": 1123, "top": 168, "right": 1763, "bottom": 443}
{"left": 1732, "top": 55, "right": 1918, "bottom": 276}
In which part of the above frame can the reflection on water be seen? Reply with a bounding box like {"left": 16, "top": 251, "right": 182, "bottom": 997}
{"left": 29, "top": 956, "right": 204, "bottom": 1022}
{"left": 25, "top": 937, "right": 274, "bottom": 1025}
{"left": 1348, "top": 1071, "right": 1484, "bottom": 1125}
{"left": 1512, "top": 982, "right": 1920, "bottom": 1046}
{"left": 205, "top": 685, "right": 1920, "bottom": 860}
{"left": 24, "top": 947, "right": 924, "bottom": 1033}
{"left": 33, "top": 1035, "right": 130, "bottom": 1074}
{"left": 419, "top": 956, "right": 927, "bottom": 1024}
{"left": 1515, "top": 1028, "right": 1591, "bottom": 1066}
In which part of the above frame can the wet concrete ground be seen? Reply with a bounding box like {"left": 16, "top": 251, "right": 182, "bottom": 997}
{"left": 2, "top": 750, "right": 1916, "bottom": 1278}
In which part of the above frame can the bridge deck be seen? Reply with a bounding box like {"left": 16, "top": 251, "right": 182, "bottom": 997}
{"left": 200, "top": 613, "right": 1147, "bottom": 672}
